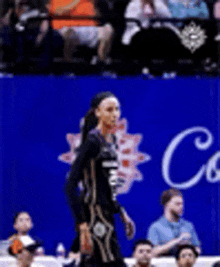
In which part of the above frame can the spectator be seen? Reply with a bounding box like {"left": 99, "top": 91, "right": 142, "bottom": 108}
{"left": 93, "top": 0, "right": 130, "bottom": 63}
{"left": 175, "top": 244, "right": 199, "bottom": 267}
{"left": 147, "top": 188, "right": 201, "bottom": 257}
{"left": 8, "top": 211, "right": 33, "bottom": 241}
{"left": 168, "top": 0, "right": 209, "bottom": 19}
{"left": 131, "top": 239, "right": 155, "bottom": 267}
{"left": 122, "top": 0, "right": 171, "bottom": 45}
{"left": 121, "top": 0, "right": 179, "bottom": 72}
{"left": 59, "top": 23, "right": 114, "bottom": 64}
{"left": 48, "top": 0, "right": 114, "bottom": 66}
{"left": 212, "top": 261, "right": 220, "bottom": 267}
{"left": 8, "top": 211, "right": 45, "bottom": 267}
{"left": 0, "top": 0, "right": 58, "bottom": 73}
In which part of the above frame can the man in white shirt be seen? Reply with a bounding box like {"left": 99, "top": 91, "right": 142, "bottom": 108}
{"left": 122, "top": 0, "right": 171, "bottom": 45}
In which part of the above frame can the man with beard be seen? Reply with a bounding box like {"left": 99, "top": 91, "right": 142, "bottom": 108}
{"left": 175, "top": 245, "right": 199, "bottom": 267}
{"left": 131, "top": 240, "right": 155, "bottom": 267}
{"left": 147, "top": 188, "right": 201, "bottom": 257}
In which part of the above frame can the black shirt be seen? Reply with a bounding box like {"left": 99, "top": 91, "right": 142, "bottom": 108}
{"left": 65, "top": 129, "right": 122, "bottom": 225}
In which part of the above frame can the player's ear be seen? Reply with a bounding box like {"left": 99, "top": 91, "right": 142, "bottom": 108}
{"left": 95, "top": 107, "right": 101, "bottom": 118}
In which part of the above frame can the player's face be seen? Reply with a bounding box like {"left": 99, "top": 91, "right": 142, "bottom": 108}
{"left": 168, "top": 196, "right": 184, "bottom": 217}
{"left": 177, "top": 248, "right": 196, "bottom": 267}
{"left": 133, "top": 244, "right": 152, "bottom": 265}
{"left": 14, "top": 213, "right": 33, "bottom": 234}
{"left": 96, "top": 97, "right": 121, "bottom": 129}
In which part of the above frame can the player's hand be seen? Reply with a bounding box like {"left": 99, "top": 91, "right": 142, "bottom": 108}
{"left": 121, "top": 213, "right": 136, "bottom": 240}
{"left": 79, "top": 223, "right": 93, "bottom": 255}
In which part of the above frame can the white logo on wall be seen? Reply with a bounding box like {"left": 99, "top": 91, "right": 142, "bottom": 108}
{"left": 178, "top": 22, "right": 207, "bottom": 53}
{"left": 162, "top": 126, "right": 220, "bottom": 189}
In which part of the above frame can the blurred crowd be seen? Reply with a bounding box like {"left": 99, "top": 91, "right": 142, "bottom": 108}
{"left": 0, "top": 0, "right": 219, "bottom": 75}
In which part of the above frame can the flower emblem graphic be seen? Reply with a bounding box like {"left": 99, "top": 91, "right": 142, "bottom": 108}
{"left": 178, "top": 21, "right": 207, "bottom": 53}
{"left": 58, "top": 118, "right": 151, "bottom": 194}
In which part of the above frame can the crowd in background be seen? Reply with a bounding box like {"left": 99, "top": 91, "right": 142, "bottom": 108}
{"left": 4, "top": 188, "right": 220, "bottom": 267}
{"left": 0, "top": 0, "right": 219, "bottom": 75}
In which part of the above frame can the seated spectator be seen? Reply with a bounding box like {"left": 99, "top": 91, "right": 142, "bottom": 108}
{"left": 8, "top": 211, "right": 45, "bottom": 267}
{"left": 59, "top": 23, "right": 114, "bottom": 64}
{"left": 0, "top": 0, "right": 59, "bottom": 73}
{"left": 168, "top": 0, "right": 209, "bottom": 19}
{"left": 9, "top": 236, "right": 45, "bottom": 267}
{"left": 212, "top": 261, "right": 220, "bottom": 267}
{"left": 121, "top": 0, "right": 180, "bottom": 72}
{"left": 175, "top": 244, "right": 199, "bottom": 267}
{"left": 147, "top": 188, "right": 201, "bottom": 257}
{"left": 8, "top": 211, "right": 34, "bottom": 241}
{"left": 122, "top": 0, "right": 171, "bottom": 45}
{"left": 48, "top": 0, "right": 114, "bottom": 66}
{"left": 93, "top": 0, "right": 130, "bottom": 64}
{"left": 131, "top": 239, "right": 154, "bottom": 267}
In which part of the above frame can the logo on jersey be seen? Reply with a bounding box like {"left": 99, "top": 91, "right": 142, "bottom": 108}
{"left": 58, "top": 118, "right": 151, "bottom": 194}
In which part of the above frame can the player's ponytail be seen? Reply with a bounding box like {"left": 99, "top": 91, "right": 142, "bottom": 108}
{"left": 81, "top": 108, "right": 98, "bottom": 144}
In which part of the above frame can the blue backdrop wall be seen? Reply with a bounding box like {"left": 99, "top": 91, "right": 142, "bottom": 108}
{"left": 0, "top": 76, "right": 220, "bottom": 256}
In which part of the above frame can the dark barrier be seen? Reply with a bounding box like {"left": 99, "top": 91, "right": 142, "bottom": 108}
{"left": 0, "top": 15, "right": 219, "bottom": 75}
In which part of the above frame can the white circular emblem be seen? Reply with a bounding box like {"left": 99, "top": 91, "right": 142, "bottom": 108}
{"left": 178, "top": 21, "right": 207, "bottom": 53}
{"left": 93, "top": 222, "right": 106, "bottom": 238}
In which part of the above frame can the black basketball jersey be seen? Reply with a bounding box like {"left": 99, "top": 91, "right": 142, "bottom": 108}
{"left": 65, "top": 129, "right": 122, "bottom": 225}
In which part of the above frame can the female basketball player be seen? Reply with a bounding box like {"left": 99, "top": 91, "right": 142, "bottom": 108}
{"left": 65, "top": 91, "right": 135, "bottom": 267}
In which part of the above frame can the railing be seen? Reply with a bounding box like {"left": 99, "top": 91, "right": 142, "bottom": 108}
{"left": 0, "top": 14, "right": 219, "bottom": 75}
